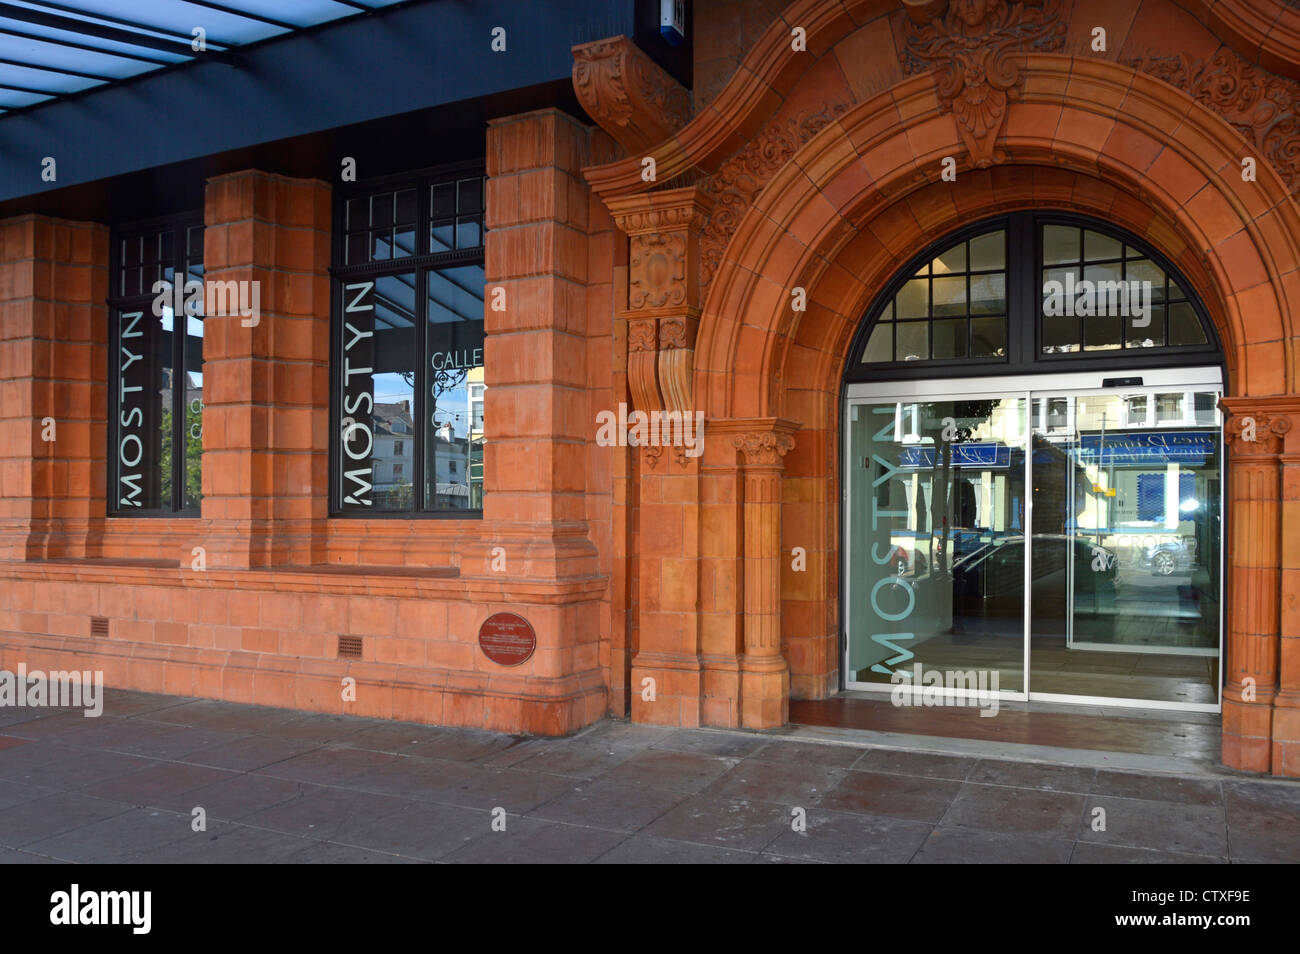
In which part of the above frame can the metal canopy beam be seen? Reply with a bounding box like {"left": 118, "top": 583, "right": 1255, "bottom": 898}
{"left": 0, "top": 23, "right": 176, "bottom": 65}
{"left": 0, "top": 2, "right": 233, "bottom": 63}
{"left": 0, "top": 52, "right": 113, "bottom": 81}
{"left": 21, "top": 0, "right": 237, "bottom": 47}
{"left": 179, "top": 1, "right": 298, "bottom": 31}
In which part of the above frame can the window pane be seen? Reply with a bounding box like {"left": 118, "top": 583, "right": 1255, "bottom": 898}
{"left": 968, "top": 231, "right": 1005, "bottom": 270}
{"left": 1043, "top": 225, "right": 1078, "bottom": 265}
{"left": 1126, "top": 259, "right": 1166, "bottom": 305}
{"left": 933, "top": 243, "right": 966, "bottom": 273}
{"left": 1169, "top": 302, "right": 1207, "bottom": 346}
{"left": 458, "top": 177, "right": 483, "bottom": 213}
{"left": 372, "top": 192, "right": 393, "bottom": 228}
{"left": 896, "top": 320, "right": 928, "bottom": 361}
{"left": 114, "top": 309, "right": 172, "bottom": 511}
{"left": 395, "top": 189, "right": 417, "bottom": 225}
{"left": 337, "top": 274, "right": 417, "bottom": 511}
{"left": 970, "top": 316, "right": 1006, "bottom": 357}
{"left": 1042, "top": 315, "right": 1080, "bottom": 353}
{"left": 426, "top": 264, "right": 486, "bottom": 510}
{"left": 1083, "top": 230, "right": 1121, "bottom": 261}
{"left": 431, "top": 220, "right": 454, "bottom": 253}
{"left": 1126, "top": 304, "right": 1165, "bottom": 348}
{"left": 969, "top": 272, "right": 1005, "bottom": 315}
{"left": 863, "top": 322, "right": 892, "bottom": 363}
{"left": 932, "top": 318, "right": 966, "bottom": 359}
{"left": 431, "top": 183, "right": 455, "bottom": 218}
{"left": 896, "top": 279, "right": 928, "bottom": 319}
{"left": 347, "top": 197, "right": 368, "bottom": 230}
{"left": 1083, "top": 313, "right": 1123, "bottom": 350}
{"left": 931, "top": 275, "right": 966, "bottom": 317}
{"left": 455, "top": 216, "right": 482, "bottom": 249}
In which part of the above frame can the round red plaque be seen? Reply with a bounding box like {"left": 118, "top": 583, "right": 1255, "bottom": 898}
{"left": 478, "top": 612, "right": 536, "bottom": 666}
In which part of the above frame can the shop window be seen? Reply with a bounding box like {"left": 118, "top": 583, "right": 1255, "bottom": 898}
{"left": 108, "top": 215, "right": 205, "bottom": 514}
{"left": 333, "top": 164, "right": 486, "bottom": 515}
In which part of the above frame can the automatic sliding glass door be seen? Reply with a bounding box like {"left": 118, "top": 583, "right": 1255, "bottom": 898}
{"left": 1027, "top": 388, "right": 1222, "bottom": 707}
{"left": 844, "top": 368, "right": 1224, "bottom": 711}
{"left": 845, "top": 394, "right": 1028, "bottom": 697}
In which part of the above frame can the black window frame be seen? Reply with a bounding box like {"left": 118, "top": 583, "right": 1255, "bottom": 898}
{"left": 329, "top": 159, "right": 487, "bottom": 519}
{"left": 106, "top": 210, "right": 205, "bottom": 517}
{"left": 845, "top": 212, "right": 1223, "bottom": 382}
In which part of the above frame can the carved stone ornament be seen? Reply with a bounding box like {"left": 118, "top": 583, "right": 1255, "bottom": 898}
{"left": 733, "top": 431, "right": 795, "bottom": 468}
{"left": 572, "top": 36, "right": 692, "bottom": 155}
{"left": 901, "top": 0, "right": 1067, "bottom": 167}
{"left": 629, "top": 232, "right": 687, "bottom": 310}
{"left": 1225, "top": 411, "right": 1292, "bottom": 455}
{"left": 700, "top": 103, "right": 848, "bottom": 289}
{"left": 627, "top": 317, "right": 659, "bottom": 353}
{"left": 1126, "top": 46, "right": 1300, "bottom": 195}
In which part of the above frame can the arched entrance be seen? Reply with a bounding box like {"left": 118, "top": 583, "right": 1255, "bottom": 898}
{"left": 842, "top": 211, "right": 1226, "bottom": 710}
{"left": 586, "top": 6, "right": 1300, "bottom": 772}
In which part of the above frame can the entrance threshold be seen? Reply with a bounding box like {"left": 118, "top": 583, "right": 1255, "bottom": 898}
{"left": 789, "top": 692, "right": 1223, "bottom": 776}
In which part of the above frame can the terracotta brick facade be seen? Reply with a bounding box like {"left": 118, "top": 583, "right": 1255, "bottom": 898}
{"left": 5, "top": 0, "right": 1300, "bottom": 775}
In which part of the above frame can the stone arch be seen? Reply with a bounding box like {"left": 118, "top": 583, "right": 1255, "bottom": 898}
{"left": 692, "top": 56, "right": 1300, "bottom": 763}
{"left": 696, "top": 58, "right": 1298, "bottom": 419}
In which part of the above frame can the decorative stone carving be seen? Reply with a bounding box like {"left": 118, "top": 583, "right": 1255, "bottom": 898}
{"left": 733, "top": 431, "right": 795, "bottom": 468}
{"left": 1126, "top": 47, "right": 1300, "bottom": 195}
{"left": 572, "top": 36, "right": 692, "bottom": 155}
{"left": 629, "top": 232, "right": 686, "bottom": 310}
{"left": 901, "top": 0, "right": 1067, "bottom": 167}
{"left": 699, "top": 104, "right": 848, "bottom": 289}
{"left": 1225, "top": 410, "right": 1292, "bottom": 455}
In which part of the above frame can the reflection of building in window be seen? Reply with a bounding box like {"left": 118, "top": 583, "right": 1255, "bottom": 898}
{"left": 1156, "top": 392, "right": 1182, "bottom": 422}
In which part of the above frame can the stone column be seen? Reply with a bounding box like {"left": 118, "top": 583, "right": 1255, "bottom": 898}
{"left": 1220, "top": 398, "right": 1288, "bottom": 773}
{"left": 1271, "top": 398, "right": 1300, "bottom": 777}
{"left": 0, "top": 215, "right": 109, "bottom": 560}
{"left": 735, "top": 422, "right": 797, "bottom": 729}
{"left": 200, "top": 171, "right": 332, "bottom": 568}
{"left": 603, "top": 188, "right": 713, "bottom": 727}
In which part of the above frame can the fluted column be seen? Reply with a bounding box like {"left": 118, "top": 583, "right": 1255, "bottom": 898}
{"left": 735, "top": 424, "right": 796, "bottom": 729}
{"left": 1220, "top": 399, "right": 1289, "bottom": 773}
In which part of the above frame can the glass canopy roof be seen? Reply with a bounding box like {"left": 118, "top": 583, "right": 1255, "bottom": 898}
{"left": 0, "top": 0, "right": 406, "bottom": 115}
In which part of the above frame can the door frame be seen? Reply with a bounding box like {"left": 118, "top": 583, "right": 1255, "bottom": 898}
{"left": 842, "top": 365, "right": 1225, "bottom": 712}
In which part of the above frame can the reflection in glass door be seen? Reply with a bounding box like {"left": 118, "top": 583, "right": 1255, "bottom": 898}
{"left": 1028, "top": 390, "right": 1222, "bottom": 706}
{"left": 845, "top": 396, "right": 1028, "bottom": 696}
{"left": 844, "top": 370, "right": 1224, "bottom": 710}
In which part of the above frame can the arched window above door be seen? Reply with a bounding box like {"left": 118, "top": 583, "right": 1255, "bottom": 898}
{"left": 846, "top": 213, "right": 1221, "bottom": 382}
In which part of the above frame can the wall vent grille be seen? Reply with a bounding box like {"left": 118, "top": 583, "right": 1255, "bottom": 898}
{"left": 90, "top": 617, "right": 109, "bottom": 637}
{"left": 337, "top": 635, "right": 363, "bottom": 658}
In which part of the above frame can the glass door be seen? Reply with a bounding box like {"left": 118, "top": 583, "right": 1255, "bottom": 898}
{"left": 844, "top": 367, "right": 1224, "bottom": 711}
{"left": 845, "top": 394, "right": 1028, "bottom": 697}
{"left": 1027, "top": 387, "right": 1223, "bottom": 707}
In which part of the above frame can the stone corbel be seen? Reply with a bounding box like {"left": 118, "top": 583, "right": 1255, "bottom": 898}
{"left": 607, "top": 187, "right": 714, "bottom": 421}
{"left": 572, "top": 35, "right": 692, "bottom": 156}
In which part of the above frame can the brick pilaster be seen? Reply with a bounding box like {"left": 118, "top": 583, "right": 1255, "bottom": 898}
{"left": 201, "top": 171, "right": 331, "bottom": 568}
{"left": 0, "top": 215, "right": 109, "bottom": 561}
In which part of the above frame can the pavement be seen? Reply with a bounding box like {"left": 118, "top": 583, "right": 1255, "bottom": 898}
{"left": 0, "top": 688, "right": 1296, "bottom": 863}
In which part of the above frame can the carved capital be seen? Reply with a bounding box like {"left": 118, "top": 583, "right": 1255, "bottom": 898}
{"left": 572, "top": 35, "right": 692, "bottom": 155}
{"left": 1224, "top": 409, "right": 1292, "bottom": 456}
{"left": 733, "top": 431, "right": 795, "bottom": 469}
{"left": 900, "top": 0, "right": 1066, "bottom": 167}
